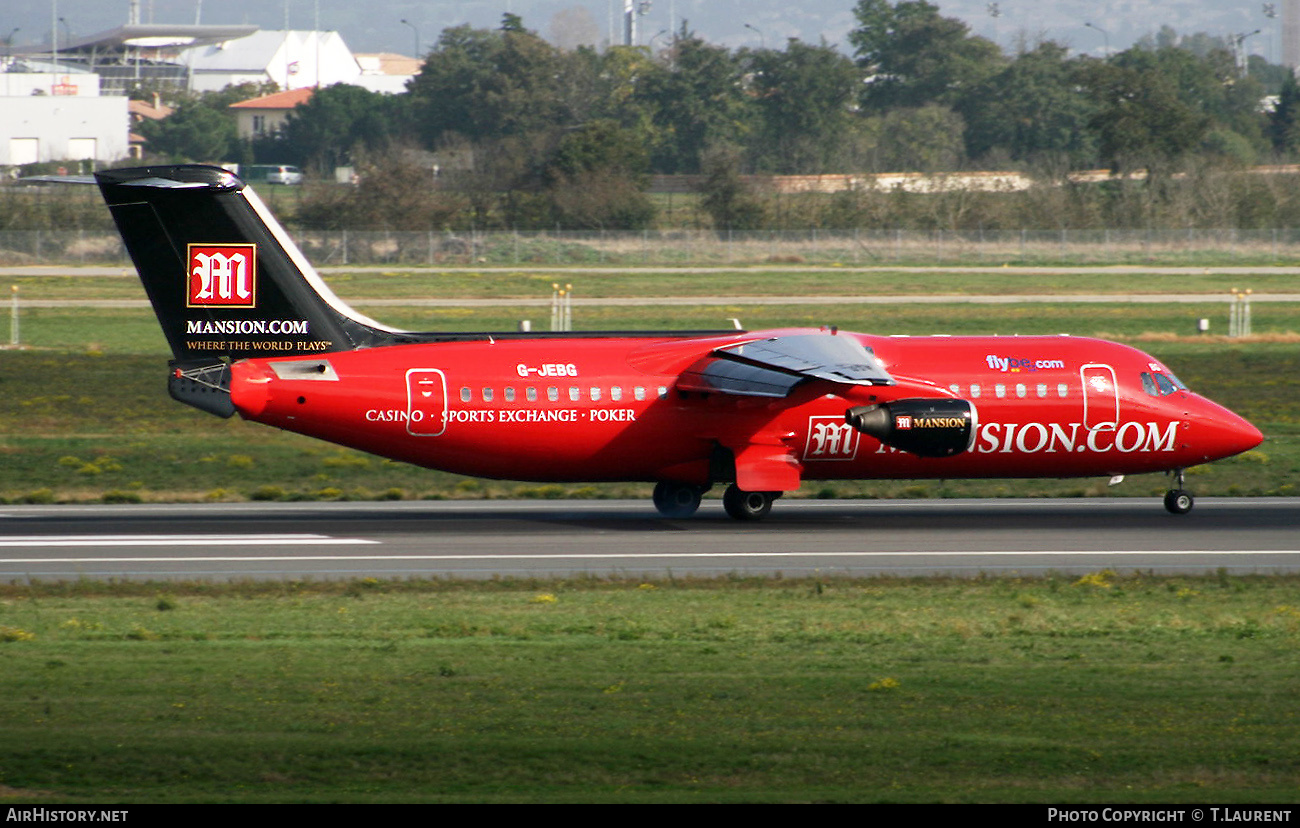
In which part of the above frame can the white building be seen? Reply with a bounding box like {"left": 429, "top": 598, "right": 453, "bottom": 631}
{"left": 355, "top": 53, "right": 421, "bottom": 94}
{"left": 0, "top": 25, "right": 413, "bottom": 168}
{"left": 0, "top": 59, "right": 128, "bottom": 166}
{"left": 186, "top": 30, "right": 363, "bottom": 93}
{"left": 2, "top": 96, "right": 129, "bottom": 166}
{"left": 0, "top": 68, "right": 100, "bottom": 97}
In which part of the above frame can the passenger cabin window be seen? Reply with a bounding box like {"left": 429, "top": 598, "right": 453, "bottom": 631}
{"left": 527, "top": 387, "right": 538, "bottom": 402}
{"left": 460, "top": 387, "right": 471, "bottom": 402}
{"left": 547, "top": 387, "right": 559, "bottom": 402}
{"left": 482, "top": 387, "right": 494, "bottom": 402}
{"left": 504, "top": 387, "right": 516, "bottom": 402}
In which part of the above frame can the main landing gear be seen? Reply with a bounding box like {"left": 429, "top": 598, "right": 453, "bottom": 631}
{"left": 1164, "top": 468, "right": 1194, "bottom": 515}
{"left": 722, "top": 485, "right": 779, "bottom": 521}
{"left": 652, "top": 482, "right": 780, "bottom": 520}
{"left": 652, "top": 481, "right": 707, "bottom": 518}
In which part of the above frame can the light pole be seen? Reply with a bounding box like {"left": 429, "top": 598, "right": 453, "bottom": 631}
{"left": 51, "top": 0, "right": 58, "bottom": 78}
{"left": 1085, "top": 21, "right": 1109, "bottom": 58}
{"left": 1263, "top": 3, "right": 1277, "bottom": 66}
{"left": 400, "top": 18, "right": 420, "bottom": 60}
{"left": 649, "top": 28, "right": 668, "bottom": 55}
{"left": 1233, "top": 29, "right": 1261, "bottom": 76}
{"left": 743, "top": 22, "right": 764, "bottom": 49}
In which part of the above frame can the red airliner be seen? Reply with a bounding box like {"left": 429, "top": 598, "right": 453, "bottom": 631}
{"left": 94, "top": 165, "right": 1262, "bottom": 519}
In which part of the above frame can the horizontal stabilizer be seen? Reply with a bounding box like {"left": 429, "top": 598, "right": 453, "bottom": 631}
{"left": 679, "top": 332, "right": 895, "bottom": 398}
{"left": 168, "top": 361, "right": 235, "bottom": 418}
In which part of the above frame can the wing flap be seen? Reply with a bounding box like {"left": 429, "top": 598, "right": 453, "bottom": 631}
{"left": 732, "top": 441, "right": 803, "bottom": 492}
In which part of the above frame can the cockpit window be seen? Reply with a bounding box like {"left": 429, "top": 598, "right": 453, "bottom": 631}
{"left": 1141, "top": 371, "right": 1186, "bottom": 397}
{"left": 1153, "top": 373, "right": 1179, "bottom": 396}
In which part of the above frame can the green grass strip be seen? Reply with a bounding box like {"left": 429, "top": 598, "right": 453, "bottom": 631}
{"left": 0, "top": 575, "right": 1296, "bottom": 803}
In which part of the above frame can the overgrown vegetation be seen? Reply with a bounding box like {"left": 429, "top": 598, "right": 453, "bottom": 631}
{"left": 17, "top": 165, "right": 1300, "bottom": 234}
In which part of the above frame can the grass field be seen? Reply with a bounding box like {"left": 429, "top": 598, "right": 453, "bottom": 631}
{"left": 1, "top": 575, "right": 1298, "bottom": 803}
{"left": 5, "top": 265, "right": 1300, "bottom": 303}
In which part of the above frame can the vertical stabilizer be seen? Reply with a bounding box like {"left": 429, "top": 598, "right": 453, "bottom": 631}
{"left": 96, "top": 165, "right": 399, "bottom": 362}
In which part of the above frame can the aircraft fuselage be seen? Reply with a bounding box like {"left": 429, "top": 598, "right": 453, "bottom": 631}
{"left": 228, "top": 330, "right": 1258, "bottom": 487}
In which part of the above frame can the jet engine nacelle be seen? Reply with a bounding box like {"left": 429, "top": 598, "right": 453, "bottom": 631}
{"left": 845, "top": 398, "right": 977, "bottom": 458}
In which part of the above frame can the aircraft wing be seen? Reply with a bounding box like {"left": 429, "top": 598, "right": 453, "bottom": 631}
{"left": 19, "top": 174, "right": 99, "bottom": 185}
{"left": 677, "top": 332, "right": 895, "bottom": 397}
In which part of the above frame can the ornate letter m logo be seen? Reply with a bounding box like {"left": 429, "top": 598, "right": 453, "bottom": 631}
{"left": 188, "top": 244, "right": 257, "bottom": 308}
{"left": 803, "top": 416, "right": 861, "bottom": 461}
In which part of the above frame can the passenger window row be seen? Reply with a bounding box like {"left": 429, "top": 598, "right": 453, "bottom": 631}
{"left": 949, "top": 383, "right": 1070, "bottom": 399}
{"left": 460, "top": 385, "right": 669, "bottom": 404}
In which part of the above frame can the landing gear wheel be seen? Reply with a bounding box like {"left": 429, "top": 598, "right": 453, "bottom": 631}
{"left": 1164, "top": 489, "right": 1194, "bottom": 515}
{"left": 653, "top": 481, "right": 704, "bottom": 518}
{"left": 1164, "top": 468, "right": 1193, "bottom": 515}
{"left": 723, "top": 485, "right": 775, "bottom": 521}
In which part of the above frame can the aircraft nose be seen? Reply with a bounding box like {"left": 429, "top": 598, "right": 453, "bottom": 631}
{"left": 1226, "top": 414, "right": 1265, "bottom": 456}
{"left": 1195, "top": 400, "right": 1263, "bottom": 461}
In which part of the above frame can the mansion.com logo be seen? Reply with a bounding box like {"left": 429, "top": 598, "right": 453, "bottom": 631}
{"left": 187, "top": 243, "right": 257, "bottom": 308}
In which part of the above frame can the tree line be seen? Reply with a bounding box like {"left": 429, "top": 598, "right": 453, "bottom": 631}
{"left": 130, "top": 1, "right": 1300, "bottom": 232}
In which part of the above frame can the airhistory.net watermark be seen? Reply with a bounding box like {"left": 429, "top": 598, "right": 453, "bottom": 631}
{"left": 6, "top": 810, "right": 127, "bottom": 822}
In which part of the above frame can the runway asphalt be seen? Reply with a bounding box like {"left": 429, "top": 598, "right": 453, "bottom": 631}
{"left": 1, "top": 497, "right": 1297, "bottom": 582}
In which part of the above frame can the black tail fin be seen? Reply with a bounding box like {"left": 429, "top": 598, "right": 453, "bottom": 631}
{"left": 96, "top": 165, "right": 399, "bottom": 362}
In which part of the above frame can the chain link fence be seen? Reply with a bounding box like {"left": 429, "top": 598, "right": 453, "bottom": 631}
{"left": 5, "top": 227, "right": 1300, "bottom": 267}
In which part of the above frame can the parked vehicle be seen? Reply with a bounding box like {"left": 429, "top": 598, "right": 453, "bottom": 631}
{"left": 241, "top": 164, "right": 303, "bottom": 185}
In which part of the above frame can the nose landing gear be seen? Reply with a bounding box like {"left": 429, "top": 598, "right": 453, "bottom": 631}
{"left": 1164, "top": 469, "right": 1194, "bottom": 515}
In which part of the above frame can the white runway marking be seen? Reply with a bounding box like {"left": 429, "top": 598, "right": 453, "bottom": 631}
{"left": 0, "top": 534, "right": 378, "bottom": 549}
{"left": 1, "top": 549, "right": 1297, "bottom": 565}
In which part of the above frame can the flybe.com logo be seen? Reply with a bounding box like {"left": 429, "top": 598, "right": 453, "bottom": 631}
{"left": 188, "top": 244, "right": 257, "bottom": 308}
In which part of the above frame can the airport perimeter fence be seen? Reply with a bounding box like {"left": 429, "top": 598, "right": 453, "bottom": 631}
{"left": 7, "top": 227, "right": 1300, "bottom": 268}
